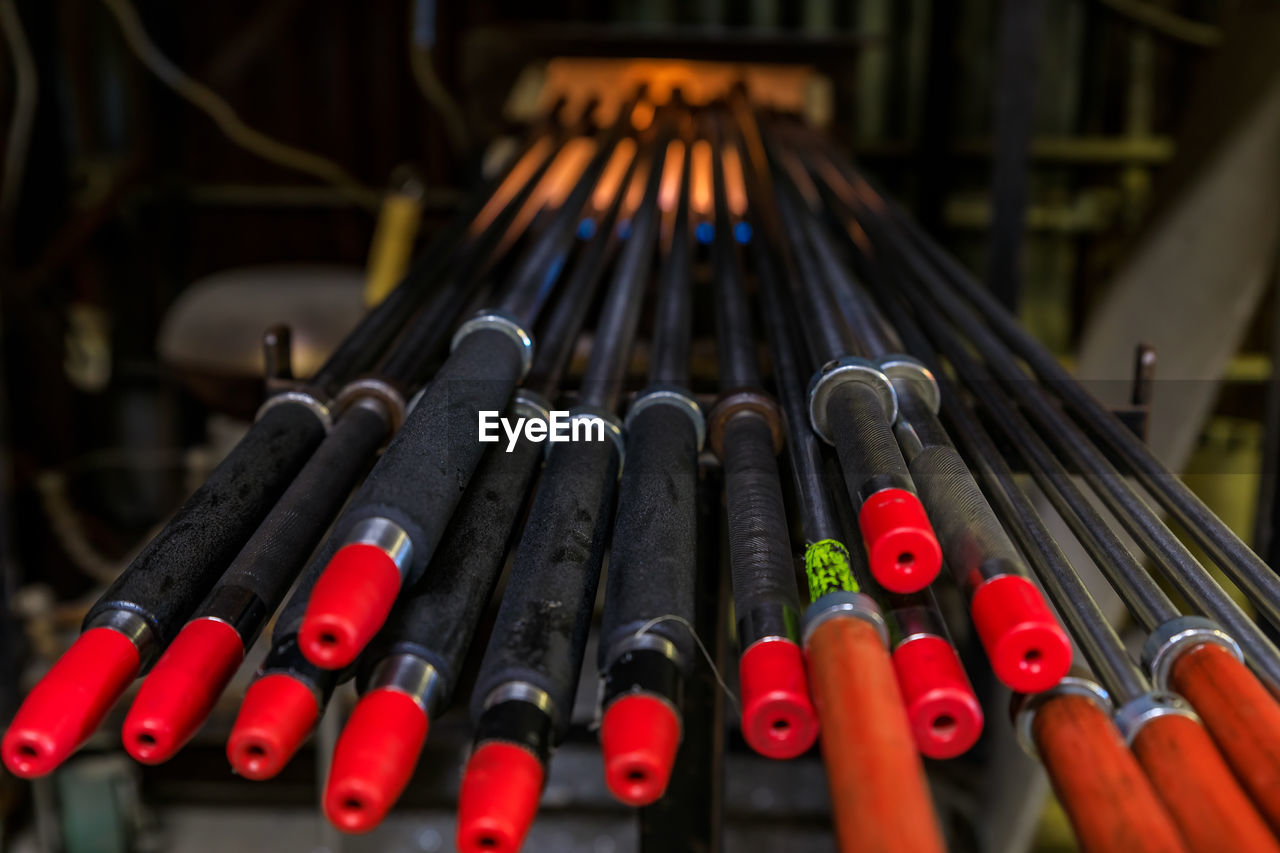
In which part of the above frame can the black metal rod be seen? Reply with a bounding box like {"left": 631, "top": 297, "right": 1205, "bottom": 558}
{"left": 836, "top": 179, "right": 1280, "bottom": 693}
{"left": 767, "top": 157, "right": 854, "bottom": 365}
{"left": 710, "top": 123, "right": 762, "bottom": 391}
{"left": 499, "top": 93, "right": 643, "bottom": 330}
{"left": 579, "top": 130, "right": 669, "bottom": 410}
{"left": 855, "top": 159, "right": 1280, "bottom": 639}
{"left": 752, "top": 232, "right": 843, "bottom": 545}
{"left": 524, "top": 153, "right": 635, "bottom": 401}
{"left": 648, "top": 136, "right": 694, "bottom": 389}
{"left": 311, "top": 127, "right": 560, "bottom": 396}
{"left": 866, "top": 277, "right": 1151, "bottom": 703}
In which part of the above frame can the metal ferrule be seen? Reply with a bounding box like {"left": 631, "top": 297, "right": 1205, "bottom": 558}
{"left": 1141, "top": 615, "right": 1244, "bottom": 693}
{"left": 604, "top": 631, "right": 683, "bottom": 672}
{"left": 482, "top": 681, "right": 558, "bottom": 723}
{"left": 343, "top": 517, "right": 414, "bottom": 578}
{"left": 255, "top": 389, "right": 333, "bottom": 431}
{"left": 801, "top": 591, "right": 888, "bottom": 649}
{"left": 367, "top": 654, "right": 444, "bottom": 717}
{"left": 560, "top": 405, "right": 626, "bottom": 471}
{"left": 333, "top": 377, "right": 404, "bottom": 434}
{"left": 885, "top": 603, "right": 948, "bottom": 650}
{"left": 474, "top": 693, "right": 556, "bottom": 764}
{"left": 199, "top": 585, "right": 267, "bottom": 646}
{"left": 626, "top": 386, "right": 706, "bottom": 452}
{"left": 603, "top": 648, "right": 685, "bottom": 711}
{"left": 258, "top": 635, "right": 327, "bottom": 705}
{"left": 1113, "top": 692, "right": 1200, "bottom": 744}
{"left": 451, "top": 309, "right": 536, "bottom": 380}
{"left": 514, "top": 389, "right": 552, "bottom": 424}
{"left": 892, "top": 415, "right": 926, "bottom": 463}
{"left": 738, "top": 603, "right": 801, "bottom": 651}
{"left": 1012, "top": 676, "right": 1112, "bottom": 758}
{"left": 969, "top": 562, "right": 1022, "bottom": 593}
{"left": 87, "top": 608, "right": 159, "bottom": 669}
{"left": 878, "top": 356, "right": 941, "bottom": 415}
{"left": 806, "top": 356, "right": 898, "bottom": 445}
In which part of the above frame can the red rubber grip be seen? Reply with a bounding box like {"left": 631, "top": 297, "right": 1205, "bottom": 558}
{"left": 299, "top": 543, "right": 403, "bottom": 669}
{"left": 891, "top": 635, "right": 984, "bottom": 759}
{"left": 123, "top": 618, "right": 245, "bottom": 764}
{"left": 226, "top": 673, "right": 320, "bottom": 780}
{"left": 324, "top": 688, "right": 429, "bottom": 833}
{"left": 857, "top": 488, "right": 942, "bottom": 593}
{"left": 2, "top": 627, "right": 140, "bottom": 778}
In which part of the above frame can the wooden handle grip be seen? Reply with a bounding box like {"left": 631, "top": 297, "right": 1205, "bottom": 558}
{"left": 1132, "top": 712, "right": 1280, "bottom": 853}
{"left": 1170, "top": 642, "right": 1280, "bottom": 834}
{"left": 1031, "top": 695, "right": 1186, "bottom": 853}
{"left": 806, "top": 615, "right": 945, "bottom": 853}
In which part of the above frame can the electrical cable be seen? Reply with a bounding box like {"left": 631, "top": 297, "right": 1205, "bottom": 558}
{"left": 100, "top": 0, "right": 380, "bottom": 210}
{"left": 0, "top": 0, "right": 37, "bottom": 225}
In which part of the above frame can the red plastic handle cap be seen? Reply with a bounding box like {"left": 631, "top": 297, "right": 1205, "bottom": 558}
{"left": 858, "top": 488, "right": 942, "bottom": 593}
{"left": 891, "top": 635, "right": 984, "bottom": 759}
{"left": 2, "top": 627, "right": 141, "bottom": 778}
{"left": 299, "top": 543, "right": 403, "bottom": 669}
{"left": 969, "top": 575, "right": 1071, "bottom": 693}
{"left": 123, "top": 618, "right": 245, "bottom": 764}
{"left": 456, "top": 741, "right": 545, "bottom": 853}
{"left": 227, "top": 673, "right": 320, "bottom": 780}
{"left": 324, "top": 687, "right": 429, "bottom": 833}
{"left": 739, "top": 639, "right": 819, "bottom": 760}
{"left": 600, "top": 693, "right": 682, "bottom": 806}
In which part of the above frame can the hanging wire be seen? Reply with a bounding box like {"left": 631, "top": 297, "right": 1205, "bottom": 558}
{"left": 100, "top": 0, "right": 381, "bottom": 210}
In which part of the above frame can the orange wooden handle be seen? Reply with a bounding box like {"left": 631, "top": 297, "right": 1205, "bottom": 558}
{"left": 1132, "top": 712, "right": 1280, "bottom": 853}
{"left": 1031, "top": 695, "right": 1187, "bottom": 853}
{"left": 1170, "top": 642, "right": 1280, "bottom": 834}
{"left": 806, "top": 615, "right": 945, "bottom": 853}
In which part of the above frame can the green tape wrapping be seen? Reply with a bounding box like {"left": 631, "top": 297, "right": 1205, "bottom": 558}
{"left": 804, "top": 539, "right": 858, "bottom": 601}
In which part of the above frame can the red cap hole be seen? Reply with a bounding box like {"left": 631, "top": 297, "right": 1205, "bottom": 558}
{"left": 136, "top": 732, "right": 157, "bottom": 747}
{"left": 1022, "top": 649, "right": 1043, "bottom": 673}
{"left": 770, "top": 718, "right": 791, "bottom": 737}
{"left": 319, "top": 632, "right": 340, "bottom": 647}
{"left": 343, "top": 797, "right": 364, "bottom": 812}
{"left": 476, "top": 836, "right": 500, "bottom": 850}
{"left": 16, "top": 743, "right": 39, "bottom": 760}
{"left": 245, "top": 744, "right": 267, "bottom": 758}
{"left": 897, "top": 552, "right": 914, "bottom": 566}
{"left": 931, "top": 714, "right": 957, "bottom": 739}
{"left": 626, "top": 768, "right": 648, "bottom": 783}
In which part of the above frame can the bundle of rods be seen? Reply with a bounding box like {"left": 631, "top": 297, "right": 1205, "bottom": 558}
{"left": 6, "top": 88, "right": 1280, "bottom": 853}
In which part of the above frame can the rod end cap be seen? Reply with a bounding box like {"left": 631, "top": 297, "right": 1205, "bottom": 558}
{"left": 123, "top": 618, "right": 244, "bottom": 764}
{"left": 299, "top": 543, "right": 403, "bottom": 669}
{"left": 971, "top": 575, "right": 1071, "bottom": 693}
{"left": 858, "top": 488, "right": 942, "bottom": 593}
{"left": 600, "top": 693, "right": 681, "bottom": 806}
{"left": 892, "top": 635, "right": 984, "bottom": 759}
{"left": 456, "top": 742, "right": 544, "bottom": 853}
{"left": 227, "top": 674, "right": 320, "bottom": 780}
{"left": 739, "top": 639, "right": 819, "bottom": 759}
{"left": 324, "top": 687, "right": 429, "bottom": 833}
{"left": 2, "top": 627, "right": 140, "bottom": 778}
